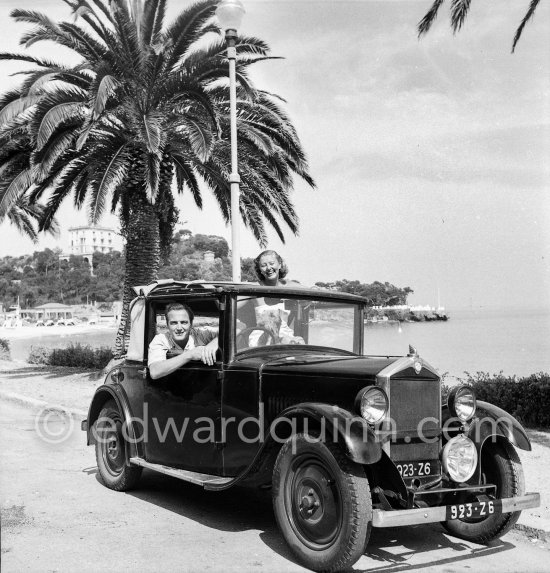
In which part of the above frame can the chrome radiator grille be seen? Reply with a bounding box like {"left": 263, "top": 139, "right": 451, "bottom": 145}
{"left": 389, "top": 378, "right": 440, "bottom": 432}
{"left": 388, "top": 378, "right": 441, "bottom": 463}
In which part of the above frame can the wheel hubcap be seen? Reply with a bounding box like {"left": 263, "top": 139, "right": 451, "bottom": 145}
{"left": 101, "top": 419, "right": 124, "bottom": 476}
{"left": 286, "top": 456, "right": 342, "bottom": 549}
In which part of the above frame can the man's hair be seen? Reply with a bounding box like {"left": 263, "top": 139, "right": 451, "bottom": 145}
{"left": 254, "top": 249, "right": 289, "bottom": 281}
{"left": 164, "top": 302, "right": 194, "bottom": 323}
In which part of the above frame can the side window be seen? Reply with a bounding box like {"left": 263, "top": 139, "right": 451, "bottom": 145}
{"left": 149, "top": 298, "right": 221, "bottom": 352}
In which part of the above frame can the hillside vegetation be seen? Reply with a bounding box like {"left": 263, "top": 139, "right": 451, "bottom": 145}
{"left": 1, "top": 231, "right": 413, "bottom": 309}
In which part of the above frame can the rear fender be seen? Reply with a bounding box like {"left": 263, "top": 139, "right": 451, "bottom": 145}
{"left": 86, "top": 385, "right": 142, "bottom": 461}
{"left": 274, "top": 402, "right": 383, "bottom": 465}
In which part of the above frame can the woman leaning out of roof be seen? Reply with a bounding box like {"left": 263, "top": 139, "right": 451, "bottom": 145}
{"left": 254, "top": 250, "right": 302, "bottom": 287}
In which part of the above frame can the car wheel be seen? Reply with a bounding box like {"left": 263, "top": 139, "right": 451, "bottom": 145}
{"left": 443, "top": 440, "right": 524, "bottom": 543}
{"left": 95, "top": 400, "right": 142, "bottom": 491}
{"left": 272, "top": 432, "right": 372, "bottom": 572}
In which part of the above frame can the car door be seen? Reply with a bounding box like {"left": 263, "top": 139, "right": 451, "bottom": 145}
{"left": 143, "top": 296, "right": 223, "bottom": 475}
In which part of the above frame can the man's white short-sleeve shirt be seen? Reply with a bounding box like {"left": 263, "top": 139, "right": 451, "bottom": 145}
{"left": 147, "top": 332, "right": 196, "bottom": 367}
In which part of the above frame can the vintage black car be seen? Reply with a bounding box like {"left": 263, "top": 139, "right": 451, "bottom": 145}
{"left": 83, "top": 280, "right": 539, "bottom": 572}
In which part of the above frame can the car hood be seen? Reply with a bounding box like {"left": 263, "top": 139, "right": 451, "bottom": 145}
{"left": 237, "top": 350, "right": 399, "bottom": 380}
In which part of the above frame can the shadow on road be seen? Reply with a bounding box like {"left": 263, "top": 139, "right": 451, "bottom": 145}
{"left": 361, "top": 526, "right": 514, "bottom": 571}
{"left": 89, "top": 468, "right": 516, "bottom": 571}
{"left": 117, "top": 469, "right": 302, "bottom": 565}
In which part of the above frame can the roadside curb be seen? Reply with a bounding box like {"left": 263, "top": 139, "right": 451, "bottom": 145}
{"left": 514, "top": 522, "right": 550, "bottom": 540}
{"left": 0, "top": 388, "right": 86, "bottom": 418}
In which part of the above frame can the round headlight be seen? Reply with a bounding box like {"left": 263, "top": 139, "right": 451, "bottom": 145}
{"left": 356, "top": 387, "right": 388, "bottom": 424}
{"left": 442, "top": 435, "right": 478, "bottom": 482}
{"left": 448, "top": 385, "right": 477, "bottom": 422}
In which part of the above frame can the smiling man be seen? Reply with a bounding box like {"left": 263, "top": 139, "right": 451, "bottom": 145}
{"left": 148, "top": 302, "right": 218, "bottom": 380}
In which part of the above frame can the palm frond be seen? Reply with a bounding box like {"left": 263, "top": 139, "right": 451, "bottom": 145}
{"left": 238, "top": 122, "right": 273, "bottom": 157}
{"left": 33, "top": 129, "right": 76, "bottom": 182}
{"left": 181, "top": 118, "right": 213, "bottom": 162}
{"left": 141, "top": 112, "right": 163, "bottom": 154}
{"left": 0, "top": 52, "right": 65, "bottom": 69}
{"left": 0, "top": 95, "right": 42, "bottom": 126}
{"left": 89, "top": 142, "right": 130, "bottom": 221}
{"left": 36, "top": 102, "right": 86, "bottom": 151}
{"left": 109, "top": 0, "right": 143, "bottom": 73}
{"left": 142, "top": 0, "right": 167, "bottom": 47}
{"left": 10, "top": 9, "right": 62, "bottom": 33}
{"left": 63, "top": 0, "right": 112, "bottom": 44}
{"left": 418, "top": 0, "right": 446, "bottom": 37}
{"left": 93, "top": 74, "right": 120, "bottom": 118}
{"left": 8, "top": 197, "right": 60, "bottom": 241}
{"left": 59, "top": 21, "right": 109, "bottom": 61}
{"left": 68, "top": 0, "right": 116, "bottom": 27}
{"left": 0, "top": 168, "right": 34, "bottom": 219}
{"left": 164, "top": 0, "right": 218, "bottom": 68}
{"left": 450, "top": 0, "right": 471, "bottom": 33}
{"left": 171, "top": 153, "right": 202, "bottom": 206}
{"left": 512, "top": 0, "right": 541, "bottom": 52}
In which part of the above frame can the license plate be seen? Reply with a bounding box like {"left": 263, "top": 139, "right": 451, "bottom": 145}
{"left": 396, "top": 461, "right": 435, "bottom": 478}
{"left": 446, "top": 500, "right": 502, "bottom": 520}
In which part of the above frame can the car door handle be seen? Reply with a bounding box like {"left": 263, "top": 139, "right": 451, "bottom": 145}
{"left": 137, "top": 368, "right": 147, "bottom": 379}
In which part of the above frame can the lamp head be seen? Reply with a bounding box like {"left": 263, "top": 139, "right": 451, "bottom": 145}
{"left": 216, "top": 0, "right": 245, "bottom": 32}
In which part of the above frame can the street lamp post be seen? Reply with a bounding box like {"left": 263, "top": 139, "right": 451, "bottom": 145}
{"left": 216, "top": 0, "right": 245, "bottom": 283}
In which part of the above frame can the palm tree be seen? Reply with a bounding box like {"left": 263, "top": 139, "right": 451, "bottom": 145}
{"left": 0, "top": 0, "right": 315, "bottom": 354}
{"left": 418, "top": 0, "right": 542, "bottom": 52}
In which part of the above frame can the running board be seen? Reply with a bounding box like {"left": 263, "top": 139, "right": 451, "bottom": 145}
{"left": 129, "top": 457, "right": 233, "bottom": 488}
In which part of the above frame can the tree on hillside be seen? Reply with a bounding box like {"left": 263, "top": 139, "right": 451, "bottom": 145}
{"left": 315, "top": 279, "right": 414, "bottom": 307}
{"left": 0, "top": 0, "right": 315, "bottom": 353}
{"left": 240, "top": 257, "right": 257, "bottom": 282}
{"left": 0, "top": 248, "right": 125, "bottom": 308}
{"left": 418, "top": 0, "right": 542, "bottom": 51}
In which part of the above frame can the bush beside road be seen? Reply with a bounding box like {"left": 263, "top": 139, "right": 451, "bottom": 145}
{"left": 0, "top": 359, "right": 548, "bottom": 542}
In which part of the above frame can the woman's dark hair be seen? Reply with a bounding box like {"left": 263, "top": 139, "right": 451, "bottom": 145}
{"left": 253, "top": 250, "right": 289, "bottom": 282}
{"left": 164, "top": 302, "right": 194, "bottom": 323}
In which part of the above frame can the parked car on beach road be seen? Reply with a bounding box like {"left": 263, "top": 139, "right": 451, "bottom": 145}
{"left": 82, "top": 280, "right": 540, "bottom": 572}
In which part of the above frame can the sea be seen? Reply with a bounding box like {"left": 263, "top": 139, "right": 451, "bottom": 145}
{"left": 3, "top": 307, "right": 549, "bottom": 381}
{"left": 365, "top": 307, "right": 550, "bottom": 381}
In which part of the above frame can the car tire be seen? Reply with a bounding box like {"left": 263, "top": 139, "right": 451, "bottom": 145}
{"left": 95, "top": 400, "right": 142, "bottom": 491}
{"left": 272, "top": 432, "right": 372, "bottom": 573}
{"left": 443, "top": 440, "right": 524, "bottom": 543}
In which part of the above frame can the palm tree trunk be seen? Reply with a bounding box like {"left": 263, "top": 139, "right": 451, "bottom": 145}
{"left": 114, "top": 191, "right": 160, "bottom": 356}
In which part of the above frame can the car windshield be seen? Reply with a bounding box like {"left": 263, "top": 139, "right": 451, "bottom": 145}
{"left": 236, "top": 295, "right": 361, "bottom": 353}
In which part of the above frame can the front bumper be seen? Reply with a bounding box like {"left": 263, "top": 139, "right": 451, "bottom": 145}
{"left": 373, "top": 492, "right": 540, "bottom": 527}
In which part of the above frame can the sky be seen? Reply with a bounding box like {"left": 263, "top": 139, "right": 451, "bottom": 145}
{"left": 0, "top": 0, "right": 548, "bottom": 311}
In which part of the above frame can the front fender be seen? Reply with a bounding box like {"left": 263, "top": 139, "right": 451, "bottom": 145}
{"left": 467, "top": 400, "right": 531, "bottom": 452}
{"left": 85, "top": 384, "right": 142, "bottom": 460}
{"left": 276, "top": 402, "right": 383, "bottom": 464}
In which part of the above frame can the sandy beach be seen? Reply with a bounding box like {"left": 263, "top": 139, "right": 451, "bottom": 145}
{"left": 0, "top": 325, "right": 118, "bottom": 361}
{"left": 0, "top": 324, "right": 117, "bottom": 340}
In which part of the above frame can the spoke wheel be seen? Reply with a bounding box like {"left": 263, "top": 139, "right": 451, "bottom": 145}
{"left": 273, "top": 433, "right": 372, "bottom": 572}
{"left": 444, "top": 439, "right": 524, "bottom": 543}
{"left": 95, "top": 400, "right": 142, "bottom": 491}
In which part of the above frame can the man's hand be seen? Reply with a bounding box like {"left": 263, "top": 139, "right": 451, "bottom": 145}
{"left": 189, "top": 345, "right": 217, "bottom": 366}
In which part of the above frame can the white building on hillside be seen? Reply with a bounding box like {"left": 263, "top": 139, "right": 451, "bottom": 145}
{"left": 59, "top": 225, "right": 123, "bottom": 274}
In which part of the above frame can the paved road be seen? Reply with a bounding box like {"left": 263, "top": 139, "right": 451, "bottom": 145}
{"left": 1, "top": 400, "right": 548, "bottom": 573}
